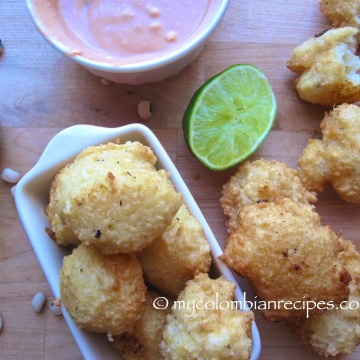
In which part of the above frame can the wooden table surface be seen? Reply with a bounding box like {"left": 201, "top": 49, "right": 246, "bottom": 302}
{"left": 1, "top": 0, "right": 360, "bottom": 359}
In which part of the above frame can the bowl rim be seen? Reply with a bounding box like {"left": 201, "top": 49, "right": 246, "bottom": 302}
{"left": 24, "top": 0, "right": 230, "bottom": 73}
{"left": 14, "top": 123, "right": 261, "bottom": 360}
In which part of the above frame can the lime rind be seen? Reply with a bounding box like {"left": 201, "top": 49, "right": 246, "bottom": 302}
{"left": 183, "top": 64, "right": 277, "bottom": 171}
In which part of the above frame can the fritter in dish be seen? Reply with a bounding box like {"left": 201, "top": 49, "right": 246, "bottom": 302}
{"left": 297, "top": 104, "right": 360, "bottom": 204}
{"left": 287, "top": 27, "right": 360, "bottom": 106}
{"left": 288, "top": 238, "right": 360, "bottom": 357}
{"left": 220, "top": 159, "right": 317, "bottom": 232}
{"left": 59, "top": 243, "right": 146, "bottom": 335}
{"left": 113, "top": 290, "right": 171, "bottom": 360}
{"left": 46, "top": 141, "right": 157, "bottom": 247}
{"left": 47, "top": 141, "right": 183, "bottom": 254}
{"left": 160, "top": 273, "right": 254, "bottom": 360}
{"left": 219, "top": 197, "right": 351, "bottom": 321}
{"left": 139, "top": 204, "right": 212, "bottom": 298}
{"left": 320, "top": 0, "right": 360, "bottom": 38}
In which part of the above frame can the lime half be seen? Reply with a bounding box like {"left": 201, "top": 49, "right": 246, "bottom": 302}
{"left": 183, "top": 64, "right": 277, "bottom": 171}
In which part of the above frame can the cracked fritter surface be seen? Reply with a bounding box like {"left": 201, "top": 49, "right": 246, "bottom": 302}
{"left": 47, "top": 141, "right": 182, "bottom": 253}
{"left": 298, "top": 103, "right": 360, "bottom": 204}
{"left": 160, "top": 273, "right": 254, "bottom": 360}
{"left": 220, "top": 159, "right": 317, "bottom": 232}
{"left": 219, "top": 197, "right": 351, "bottom": 321}
{"left": 139, "top": 204, "right": 211, "bottom": 298}
{"left": 287, "top": 27, "right": 360, "bottom": 106}
{"left": 288, "top": 238, "right": 360, "bottom": 357}
{"left": 59, "top": 243, "right": 146, "bottom": 335}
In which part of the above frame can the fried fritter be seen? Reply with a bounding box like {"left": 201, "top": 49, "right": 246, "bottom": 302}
{"left": 298, "top": 104, "right": 360, "bottom": 204}
{"left": 287, "top": 27, "right": 360, "bottom": 106}
{"left": 160, "top": 273, "right": 254, "bottom": 360}
{"left": 113, "top": 290, "right": 171, "bottom": 360}
{"left": 59, "top": 243, "right": 146, "bottom": 335}
{"left": 139, "top": 204, "right": 212, "bottom": 298}
{"left": 320, "top": 0, "right": 360, "bottom": 36}
{"left": 220, "top": 159, "right": 317, "bottom": 232}
{"left": 288, "top": 238, "right": 360, "bottom": 357}
{"left": 47, "top": 141, "right": 183, "bottom": 253}
{"left": 46, "top": 141, "right": 157, "bottom": 247}
{"left": 44, "top": 219, "right": 80, "bottom": 247}
{"left": 219, "top": 197, "right": 351, "bottom": 321}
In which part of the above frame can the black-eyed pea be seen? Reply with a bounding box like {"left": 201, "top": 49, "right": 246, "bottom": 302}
{"left": 50, "top": 298, "right": 62, "bottom": 316}
{"left": 138, "top": 100, "right": 152, "bottom": 120}
{"left": 31, "top": 292, "right": 46, "bottom": 313}
{"left": 1, "top": 168, "right": 21, "bottom": 184}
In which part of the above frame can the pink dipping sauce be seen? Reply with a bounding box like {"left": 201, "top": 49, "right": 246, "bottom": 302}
{"left": 57, "top": 0, "right": 209, "bottom": 63}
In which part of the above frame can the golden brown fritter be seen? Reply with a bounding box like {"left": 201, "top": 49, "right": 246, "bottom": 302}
{"left": 220, "top": 159, "right": 317, "bottom": 232}
{"left": 288, "top": 238, "right": 360, "bottom": 357}
{"left": 139, "top": 204, "right": 212, "bottom": 298}
{"left": 46, "top": 141, "right": 157, "bottom": 247}
{"left": 287, "top": 27, "right": 360, "bottom": 106}
{"left": 320, "top": 0, "right": 360, "bottom": 35}
{"left": 298, "top": 104, "right": 360, "bottom": 204}
{"left": 59, "top": 243, "right": 146, "bottom": 335}
{"left": 113, "top": 290, "right": 171, "bottom": 360}
{"left": 47, "top": 141, "right": 183, "bottom": 253}
{"left": 219, "top": 197, "right": 351, "bottom": 321}
{"left": 160, "top": 273, "right": 254, "bottom": 360}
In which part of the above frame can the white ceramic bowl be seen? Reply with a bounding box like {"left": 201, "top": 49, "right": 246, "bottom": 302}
{"left": 25, "top": 1, "right": 230, "bottom": 85}
{"left": 14, "top": 123, "right": 261, "bottom": 360}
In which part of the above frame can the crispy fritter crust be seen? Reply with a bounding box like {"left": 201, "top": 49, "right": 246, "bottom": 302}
{"left": 139, "top": 204, "right": 211, "bottom": 298}
{"left": 220, "top": 159, "right": 317, "bottom": 232}
{"left": 59, "top": 243, "right": 146, "bottom": 335}
{"left": 219, "top": 197, "right": 351, "bottom": 321}
{"left": 287, "top": 27, "right": 360, "bottom": 106}
{"left": 298, "top": 104, "right": 360, "bottom": 203}
{"left": 160, "top": 273, "right": 254, "bottom": 360}
{"left": 320, "top": 0, "right": 360, "bottom": 30}
{"left": 288, "top": 238, "right": 360, "bottom": 357}
{"left": 47, "top": 141, "right": 183, "bottom": 253}
{"left": 113, "top": 291, "right": 170, "bottom": 360}
{"left": 46, "top": 141, "right": 157, "bottom": 247}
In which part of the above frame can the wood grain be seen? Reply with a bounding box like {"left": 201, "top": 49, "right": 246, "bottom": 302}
{"left": 1, "top": 1, "right": 359, "bottom": 359}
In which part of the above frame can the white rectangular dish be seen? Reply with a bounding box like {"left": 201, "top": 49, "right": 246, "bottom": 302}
{"left": 14, "top": 123, "right": 261, "bottom": 360}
